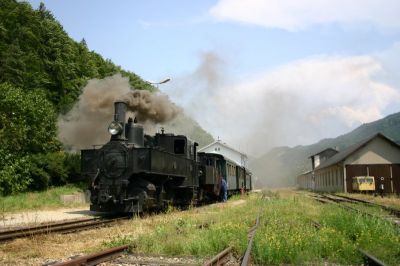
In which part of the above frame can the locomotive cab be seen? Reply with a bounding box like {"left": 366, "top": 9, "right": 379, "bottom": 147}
{"left": 153, "top": 131, "right": 197, "bottom": 160}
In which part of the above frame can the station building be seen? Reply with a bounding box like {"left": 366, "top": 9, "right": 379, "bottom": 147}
{"left": 198, "top": 139, "right": 248, "bottom": 168}
{"left": 297, "top": 133, "right": 400, "bottom": 193}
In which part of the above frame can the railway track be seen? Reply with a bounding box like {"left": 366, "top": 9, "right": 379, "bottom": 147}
{"left": 45, "top": 209, "right": 263, "bottom": 266}
{"left": 332, "top": 194, "right": 400, "bottom": 218}
{"left": 203, "top": 246, "right": 234, "bottom": 266}
{"left": 0, "top": 216, "right": 129, "bottom": 242}
{"left": 204, "top": 208, "right": 262, "bottom": 266}
{"left": 310, "top": 220, "right": 388, "bottom": 266}
{"left": 310, "top": 193, "right": 400, "bottom": 227}
{"left": 50, "top": 246, "right": 203, "bottom": 266}
{"left": 50, "top": 245, "right": 129, "bottom": 266}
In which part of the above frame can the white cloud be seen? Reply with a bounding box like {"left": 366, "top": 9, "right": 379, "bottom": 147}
{"left": 210, "top": 0, "right": 400, "bottom": 31}
{"left": 167, "top": 52, "right": 400, "bottom": 156}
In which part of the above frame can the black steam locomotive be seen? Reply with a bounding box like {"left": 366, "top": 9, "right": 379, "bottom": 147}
{"left": 81, "top": 101, "right": 252, "bottom": 213}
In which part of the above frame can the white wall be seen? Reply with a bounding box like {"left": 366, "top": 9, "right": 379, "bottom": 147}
{"left": 199, "top": 142, "right": 247, "bottom": 167}
{"left": 345, "top": 137, "right": 400, "bottom": 165}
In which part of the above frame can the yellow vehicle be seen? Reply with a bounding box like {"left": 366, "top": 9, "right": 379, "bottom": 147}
{"left": 352, "top": 176, "right": 375, "bottom": 192}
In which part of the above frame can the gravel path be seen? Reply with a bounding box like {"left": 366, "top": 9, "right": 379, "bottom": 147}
{"left": 0, "top": 206, "right": 103, "bottom": 228}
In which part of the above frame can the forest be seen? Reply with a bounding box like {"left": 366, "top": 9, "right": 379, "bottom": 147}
{"left": 0, "top": 0, "right": 212, "bottom": 195}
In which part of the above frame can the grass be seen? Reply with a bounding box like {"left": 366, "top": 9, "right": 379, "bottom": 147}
{"left": 252, "top": 191, "right": 400, "bottom": 265}
{"left": 1, "top": 189, "right": 399, "bottom": 265}
{"left": 104, "top": 197, "right": 259, "bottom": 258}
{"left": 0, "top": 183, "right": 88, "bottom": 213}
{"left": 253, "top": 196, "right": 361, "bottom": 265}
{"left": 341, "top": 201, "right": 393, "bottom": 217}
{"left": 319, "top": 205, "right": 400, "bottom": 265}
{"left": 100, "top": 190, "right": 400, "bottom": 265}
{"left": 336, "top": 192, "right": 400, "bottom": 210}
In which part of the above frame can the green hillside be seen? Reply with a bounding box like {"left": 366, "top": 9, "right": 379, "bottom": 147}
{"left": 251, "top": 112, "right": 400, "bottom": 188}
{"left": 0, "top": 0, "right": 213, "bottom": 195}
{"left": 0, "top": 0, "right": 155, "bottom": 113}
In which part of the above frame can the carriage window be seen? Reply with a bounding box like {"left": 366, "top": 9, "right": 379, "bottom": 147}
{"left": 174, "top": 139, "right": 185, "bottom": 154}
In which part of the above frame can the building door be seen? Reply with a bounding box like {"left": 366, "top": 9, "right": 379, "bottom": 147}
{"left": 345, "top": 165, "right": 367, "bottom": 193}
{"left": 391, "top": 164, "right": 400, "bottom": 194}
{"left": 368, "top": 164, "right": 391, "bottom": 193}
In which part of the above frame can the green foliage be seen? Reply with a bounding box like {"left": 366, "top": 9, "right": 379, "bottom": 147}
{"left": 251, "top": 192, "right": 399, "bottom": 265}
{"left": 63, "top": 153, "right": 82, "bottom": 182}
{"left": 0, "top": 83, "right": 84, "bottom": 194}
{"left": 0, "top": 0, "right": 152, "bottom": 195}
{"left": 0, "top": 83, "right": 60, "bottom": 155}
{"left": 85, "top": 192, "right": 400, "bottom": 264}
{"left": 0, "top": 83, "right": 62, "bottom": 195}
{"left": 0, "top": 184, "right": 87, "bottom": 212}
{"left": 0, "top": 0, "right": 213, "bottom": 196}
{"left": 104, "top": 197, "right": 256, "bottom": 257}
{"left": 253, "top": 199, "right": 360, "bottom": 265}
{"left": 0, "top": 153, "right": 32, "bottom": 196}
{"left": 27, "top": 152, "right": 68, "bottom": 190}
{"left": 0, "top": 0, "right": 154, "bottom": 113}
{"left": 319, "top": 206, "right": 400, "bottom": 265}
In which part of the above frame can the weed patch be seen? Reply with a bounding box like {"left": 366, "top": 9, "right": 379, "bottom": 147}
{"left": 0, "top": 183, "right": 87, "bottom": 213}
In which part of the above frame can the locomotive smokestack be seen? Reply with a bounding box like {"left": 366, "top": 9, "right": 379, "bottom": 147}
{"left": 110, "top": 101, "right": 127, "bottom": 140}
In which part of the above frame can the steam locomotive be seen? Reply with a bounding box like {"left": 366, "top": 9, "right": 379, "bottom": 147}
{"left": 81, "top": 101, "right": 252, "bottom": 213}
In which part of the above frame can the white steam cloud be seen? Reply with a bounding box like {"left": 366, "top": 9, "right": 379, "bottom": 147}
{"left": 166, "top": 51, "right": 400, "bottom": 156}
{"left": 210, "top": 0, "right": 400, "bottom": 31}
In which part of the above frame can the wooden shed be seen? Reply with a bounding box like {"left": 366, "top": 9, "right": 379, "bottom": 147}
{"left": 300, "top": 133, "right": 400, "bottom": 193}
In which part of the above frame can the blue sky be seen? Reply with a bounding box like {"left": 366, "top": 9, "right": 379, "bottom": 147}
{"left": 28, "top": 0, "right": 400, "bottom": 155}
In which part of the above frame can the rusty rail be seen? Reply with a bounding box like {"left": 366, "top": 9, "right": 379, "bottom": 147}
{"left": 240, "top": 210, "right": 261, "bottom": 266}
{"left": 50, "top": 245, "right": 129, "bottom": 266}
{"left": 0, "top": 217, "right": 128, "bottom": 242}
{"left": 204, "top": 208, "right": 263, "bottom": 266}
{"left": 313, "top": 194, "right": 400, "bottom": 228}
{"left": 332, "top": 194, "right": 400, "bottom": 218}
{"left": 203, "top": 246, "right": 233, "bottom": 266}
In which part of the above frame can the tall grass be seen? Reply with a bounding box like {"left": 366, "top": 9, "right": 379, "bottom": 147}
{"left": 253, "top": 198, "right": 360, "bottom": 265}
{"left": 103, "top": 191, "right": 399, "bottom": 265}
{"left": 319, "top": 206, "right": 400, "bottom": 265}
{"left": 253, "top": 194, "right": 400, "bottom": 265}
{"left": 105, "top": 196, "right": 262, "bottom": 258}
{"left": 0, "top": 183, "right": 87, "bottom": 213}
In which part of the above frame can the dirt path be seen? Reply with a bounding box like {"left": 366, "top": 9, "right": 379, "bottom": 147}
{"left": 0, "top": 206, "right": 102, "bottom": 228}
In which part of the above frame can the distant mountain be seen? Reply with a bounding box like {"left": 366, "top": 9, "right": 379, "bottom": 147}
{"left": 250, "top": 112, "right": 400, "bottom": 188}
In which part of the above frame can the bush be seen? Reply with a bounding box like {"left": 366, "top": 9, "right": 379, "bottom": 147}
{"left": 0, "top": 83, "right": 61, "bottom": 155}
{"left": 63, "top": 152, "right": 81, "bottom": 182}
{"left": 0, "top": 83, "right": 63, "bottom": 195}
{"left": 0, "top": 150, "right": 82, "bottom": 195}
{"left": 28, "top": 152, "right": 68, "bottom": 190}
{"left": 0, "top": 153, "right": 32, "bottom": 195}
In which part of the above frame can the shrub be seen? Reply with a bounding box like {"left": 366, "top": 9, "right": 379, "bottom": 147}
{"left": 0, "top": 153, "right": 32, "bottom": 195}
{"left": 28, "top": 152, "right": 68, "bottom": 190}
{"left": 63, "top": 152, "right": 81, "bottom": 182}
{"left": 0, "top": 83, "right": 61, "bottom": 155}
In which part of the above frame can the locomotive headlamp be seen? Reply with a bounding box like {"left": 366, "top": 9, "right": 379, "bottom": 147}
{"left": 108, "top": 121, "right": 123, "bottom": 135}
